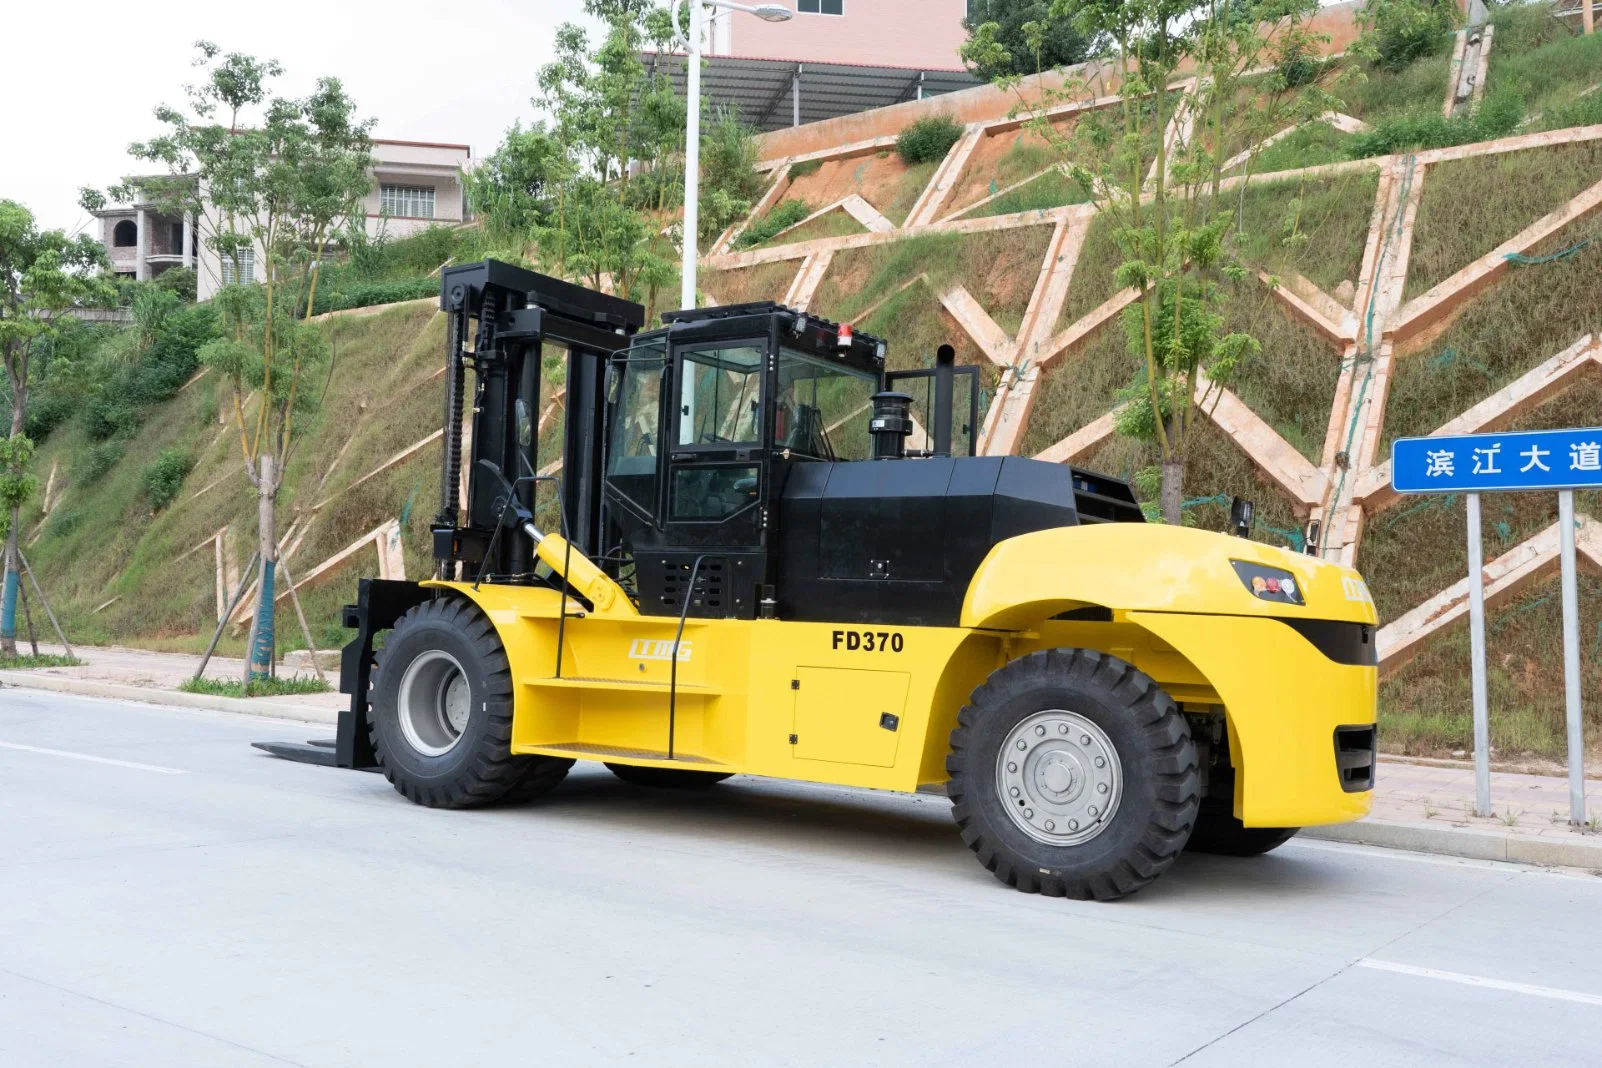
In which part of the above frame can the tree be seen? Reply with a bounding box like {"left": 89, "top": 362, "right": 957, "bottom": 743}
{"left": 465, "top": 121, "right": 562, "bottom": 242}
{"left": 0, "top": 200, "right": 112, "bottom": 654}
{"left": 104, "top": 42, "right": 374, "bottom": 680}
{"left": 962, "top": 0, "right": 1097, "bottom": 81}
{"left": 968, "top": 0, "right": 1334, "bottom": 523}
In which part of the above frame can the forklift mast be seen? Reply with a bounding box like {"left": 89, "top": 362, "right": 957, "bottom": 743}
{"left": 433, "top": 259, "right": 645, "bottom": 578}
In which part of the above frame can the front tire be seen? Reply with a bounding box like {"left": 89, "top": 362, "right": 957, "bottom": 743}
{"left": 369, "top": 597, "right": 571, "bottom": 808}
{"left": 946, "top": 648, "right": 1199, "bottom": 901}
{"left": 605, "top": 763, "right": 733, "bottom": 790}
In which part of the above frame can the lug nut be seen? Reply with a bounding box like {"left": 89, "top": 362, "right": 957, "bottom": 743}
{"left": 1010, "top": 787, "right": 1020, "bottom": 797}
{"left": 1045, "top": 820, "right": 1056, "bottom": 831}
{"left": 1094, "top": 757, "right": 1106, "bottom": 768}
{"left": 1088, "top": 806, "right": 1098, "bottom": 817}
{"left": 1024, "top": 808, "right": 1033, "bottom": 818}
{"left": 1007, "top": 762, "right": 1018, "bottom": 773}
{"left": 1059, "top": 724, "right": 1069, "bottom": 734}
{"left": 1035, "top": 725, "right": 1047, "bottom": 736}
{"left": 1069, "top": 820, "right": 1079, "bottom": 830}
{"left": 1081, "top": 735, "right": 1091, "bottom": 745}
{"left": 1097, "top": 783, "right": 1109, "bottom": 794}
{"left": 1017, "top": 740, "right": 1027, "bottom": 750}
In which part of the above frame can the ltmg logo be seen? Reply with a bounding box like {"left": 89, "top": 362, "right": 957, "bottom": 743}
{"left": 629, "top": 638, "right": 692, "bottom": 663}
{"left": 1342, "top": 576, "right": 1374, "bottom": 604}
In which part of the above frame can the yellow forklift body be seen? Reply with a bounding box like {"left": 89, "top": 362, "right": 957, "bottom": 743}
{"left": 429, "top": 522, "right": 1377, "bottom": 829}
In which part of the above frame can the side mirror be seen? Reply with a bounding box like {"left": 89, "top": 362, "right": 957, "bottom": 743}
{"left": 515, "top": 398, "right": 534, "bottom": 449}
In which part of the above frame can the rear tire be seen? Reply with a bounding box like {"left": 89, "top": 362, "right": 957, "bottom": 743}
{"left": 1187, "top": 804, "right": 1299, "bottom": 856}
{"left": 369, "top": 597, "right": 571, "bottom": 808}
{"left": 946, "top": 648, "right": 1199, "bottom": 901}
{"left": 605, "top": 763, "right": 733, "bottom": 790}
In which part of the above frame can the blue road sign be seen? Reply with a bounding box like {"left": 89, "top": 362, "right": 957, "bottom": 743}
{"left": 1392, "top": 426, "right": 1602, "bottom": 493}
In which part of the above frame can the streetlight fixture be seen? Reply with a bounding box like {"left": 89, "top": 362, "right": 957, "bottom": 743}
{"left": 681, "top": 1, "right": 793, "bottom": 311}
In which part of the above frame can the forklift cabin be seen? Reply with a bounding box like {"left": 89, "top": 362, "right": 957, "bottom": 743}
{"left": 602, "top": 301, "right": 984, "bottom": 624}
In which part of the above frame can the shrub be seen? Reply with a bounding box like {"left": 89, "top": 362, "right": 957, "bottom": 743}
{"left": 152, "top": 267, "right": 197, "bottom": 301}
{"left": 24, "top": 392, "right": 75, "bottom": 441}
{"left": 896, "top": 115, "right": 965, "bottom": 165}
{"left": 700, "top": 108, "right": 765, "bottom": 240}
{"left": 789, "top": 158, "right": 823, "bottom": 178}
{"left": 46, "top": 508, "right": 80, "bottom": 537}
{"left": 84, "top": 398, "right": 139, "bottom": 441}
{"left": 731, "top": 199, "right": 813, "bottom": 249}
{"left": 75, "top": 440, "right": 124, "bottom": 484}
{"left": 141, "top": 448, "right": 194, "bottom": 511}
{"left": 1347, "top": 91, "right": 1524, "bottom": 156}
{"left": 1356, "top": 0, "right": 1459, "bottom": 71}
{"left": 309, "top": 276, "right": 439, "bottom": 316}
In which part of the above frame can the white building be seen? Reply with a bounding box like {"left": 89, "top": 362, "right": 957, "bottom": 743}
{"left": 93, "top": 139, "right": 472, "bottom": 301}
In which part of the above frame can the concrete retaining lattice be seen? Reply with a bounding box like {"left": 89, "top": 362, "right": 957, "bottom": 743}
{"left": 701, "top": 21, "right": 1602, "bottom": 674}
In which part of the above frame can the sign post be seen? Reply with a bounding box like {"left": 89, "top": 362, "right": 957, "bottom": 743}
{"left": 1392, "top": 426, "right": 1600, "bottom": 826}
{"left": 1559, "top": 489, "right": 1584, "bottom": 823}
{"left": 1464, "top": 491, "right": 1492, "bottom": 817}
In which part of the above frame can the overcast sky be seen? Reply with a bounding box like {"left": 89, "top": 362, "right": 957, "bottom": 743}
{"left": 4, "top": 0, "right": 600, "bottom": 235}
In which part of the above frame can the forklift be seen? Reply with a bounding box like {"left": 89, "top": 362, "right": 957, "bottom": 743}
{"left": 259, "top": 260, "right": 1379, "bottom": 900}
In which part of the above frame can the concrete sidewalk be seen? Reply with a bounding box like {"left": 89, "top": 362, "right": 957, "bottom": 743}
{"left": 1303, "top": 757, "right": 1602, "bottom": 869}
{"left": 2, "top": 643, "right": 1599, "bottom": 869}
{"left": 0, "top": 643, "right": 342, "bottom": 724}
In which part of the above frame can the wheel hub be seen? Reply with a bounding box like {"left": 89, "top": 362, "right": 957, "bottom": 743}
{"left": 995, "top": 710, "right": 1123, "bottom": 846}
{"left": 397, "top": 650, "right": 471, "bottom": 757}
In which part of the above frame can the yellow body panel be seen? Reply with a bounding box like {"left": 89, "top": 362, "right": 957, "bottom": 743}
{"left": 425, "top": 521, "right": 1377, "bottom": 828}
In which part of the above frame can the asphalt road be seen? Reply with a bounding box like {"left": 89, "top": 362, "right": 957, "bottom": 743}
{"left": 3, "top": 690, "right": 1602, "bottom": 1067}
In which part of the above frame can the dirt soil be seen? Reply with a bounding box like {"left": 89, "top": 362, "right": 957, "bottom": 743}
{"left": 784, "top": 151, "right": 915, "bottom": 218}
{"left": 703, "top": 259, "right": 805, "bottom": 306}
{"left": 946, "top": 118, "right": 1077, "bottom": 217}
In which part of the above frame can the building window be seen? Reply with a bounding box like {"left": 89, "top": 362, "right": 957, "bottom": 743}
{"left": 112, "top": 220, "right": 137, "bottom": 247}
{"left": 380, "top": 184, "right": 436, "bottom": 219}
{"left": 221, "top": 248, "right": 255, "bottom": 286}
{"left": 798, "top": 0, "right": 843, "bottom": 13}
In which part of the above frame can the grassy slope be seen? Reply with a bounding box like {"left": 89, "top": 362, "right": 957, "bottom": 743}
{"left": 22, "top": 302, "right": 445, "bottom": 656}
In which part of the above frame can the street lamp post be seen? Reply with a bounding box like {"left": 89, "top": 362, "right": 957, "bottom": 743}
{"left": 681, "top": 0, "right": 792, "bottom": 311}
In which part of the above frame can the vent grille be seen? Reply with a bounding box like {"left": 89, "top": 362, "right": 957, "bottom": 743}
{"left": 1334, "top": 725, "right": 1377, "bottom": 792}
{"left": 660, "top": 558, "right": 726, "bottom": 612}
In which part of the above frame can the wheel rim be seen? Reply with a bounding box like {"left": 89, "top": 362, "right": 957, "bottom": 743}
{"left": 995, "top": 709, "right": 1123, "bottom": 847}
{"left": 397, "top": 650, "right": 471, "bottom": 757}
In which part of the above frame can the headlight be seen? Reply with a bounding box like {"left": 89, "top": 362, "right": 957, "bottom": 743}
{"left": 1230, "top": 560, "right": 1305, "bottom": 606}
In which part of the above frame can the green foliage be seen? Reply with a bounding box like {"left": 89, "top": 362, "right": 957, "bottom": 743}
{"left": 153, "top": 267, "right": 197, "bottom": 301}
{"left": 0, "top": 198, "right": 115, "bottom": 480}
{"left": 179, "top": 675, "right": 331, "bottom": 697}
{"left": 308, "top": 276, "right": 438, "bottom": 316}
{"left": 131, "top": 285, "right": 182, "bottom": 352}
{"left": 962, "top": 0, "right": 1094, "bottom": 80}
{"left": 83, "top": 302, "right": 220, "bottom": 441}
{"left": 1353, "top": 0, "right": 1459, "bottom": 71}
{"left": 699, "top": 108, "right": 766, "bottom": 241}
{"left": 789, "top": 159, "right": 823, "bottom": 178}
{"left": 0, "top": 436, "right": 39, "bottom": 537}
{"left": 75, "top": 440, "right": 125, "bottom": 484}
{"left": 732, "top": 199, "right": 812, "bottom": 250}
{"left": 1113, "top": 277, "right": 1259, "bottom": 442}
{"left": 465, "top": 120, "right": 560, "bottom": 238}
{"left": 896, "top": 116, "right": 965, "bottom": 165}
{"left": 141, "top": 448, "right": 194, "bottom": 510}
{"left": 0, "top": 653, "right": 83, "bottom": 669}
{"left": 1347, "top": 91, "right": 1524, "bottom": 156}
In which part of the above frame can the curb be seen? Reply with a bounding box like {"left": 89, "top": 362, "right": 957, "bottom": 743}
{"left": 0, "top": 672, "right": 339, "bottom": 726}
{"left": 1302, "top": 817, "right": 1602, "bottom": 870}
